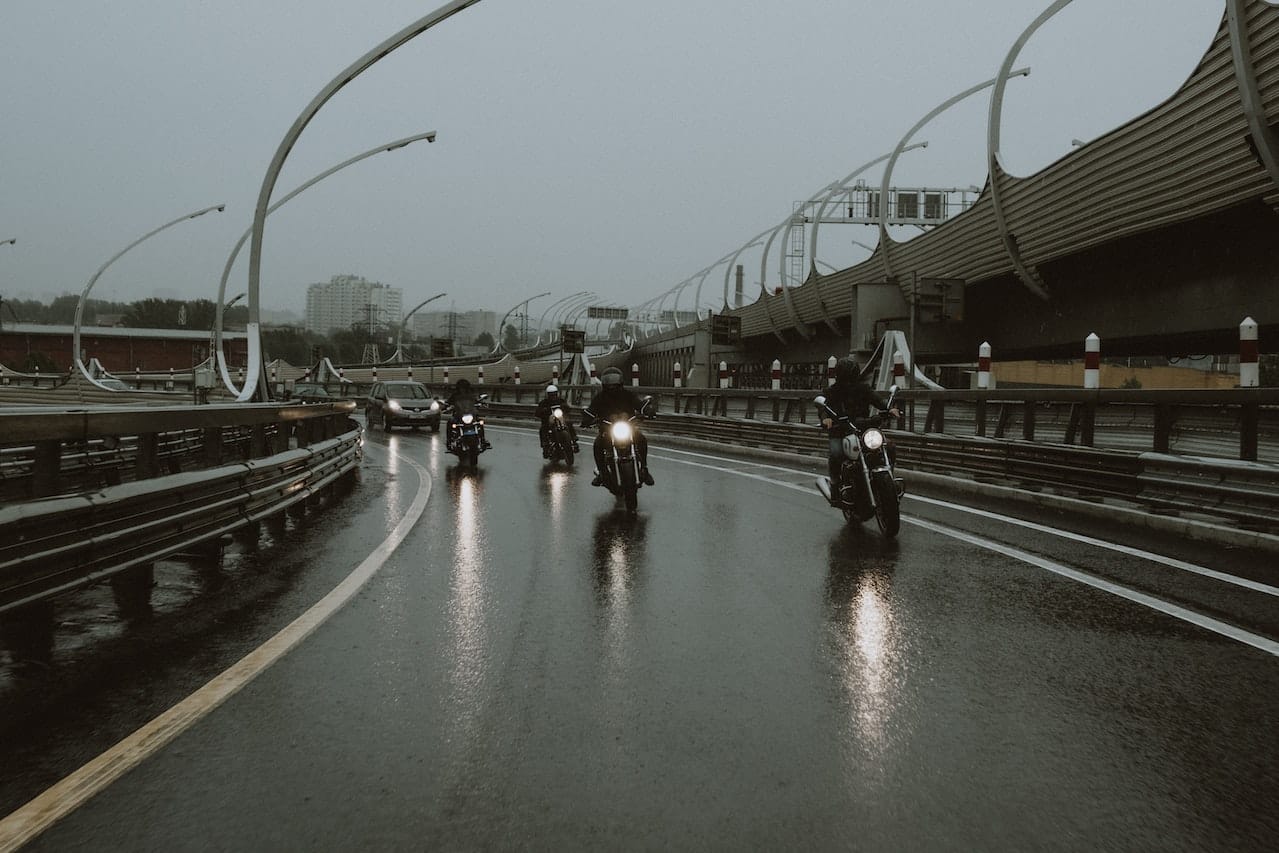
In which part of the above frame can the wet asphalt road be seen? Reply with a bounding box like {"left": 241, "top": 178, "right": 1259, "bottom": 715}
{"left": 3, "top": 420, "right": 1278, "bottom": 850}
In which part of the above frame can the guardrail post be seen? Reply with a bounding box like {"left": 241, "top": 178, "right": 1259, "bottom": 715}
{"left": 745, "top": 395, "right": 756, "bottom": 419}
{"left": 251, "top": 424, "right": 269, "bottom": 458}
{"left": 203, "top": 426, "right": 223, "bottom": 466}
{"left": 975, "top": 395, "right": 987, "bottom": 437}
{"left": 1080, "top": 398, "right": 1096, "bottom": 447}
{"left": 1022, "top": 401, "right": 1036, "bottom": 441}
{"left": 274, "top": 421, "right": 291, "bottom": 453}
{"left": 1241, "top": 402, "right": 1259, "bottom": 461}
{"left": 1084, "top": 333, "right": 1100, "bottom": 389}
{"left": 771, "top": 359, "right": 781, "bottom": 391}
{"left": 1153, "top": 404, "right": 1174, "bottom": 454}
{"left": 110, "top": 563, "right": 154, "bottom": 618}
{"left": 924, "top": 399, "right": 945, "bottom": 433}
{"left": 977, "top": 342, "right": 992, "bottom": 389}
{"left": 631, "top": 362, "right": 640, "bottom": 387}
{"left": 32, "top": 440, "right": 61, "bottom": 498}
{"left": 673, "top": 361, "right": 682, "bottom": 388}
{"left": 514, "top": 364, "right": 521, "bottom": 385}
{"left": 135, "top": 432, "right": 160, "bottom": 479}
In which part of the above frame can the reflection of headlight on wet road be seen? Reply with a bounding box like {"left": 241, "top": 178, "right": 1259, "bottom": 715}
{"left": 862, "top": 428, "right": 884, "bottom": 451}
{"left": 611, "top": 420, "right": 632, "bottom": 443}
{"left": 462, "top": 413, "right": 474, "bottom": 424}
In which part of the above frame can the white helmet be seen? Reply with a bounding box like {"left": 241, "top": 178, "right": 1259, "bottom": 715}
{"left": 546, "top": 384, "right": 559, "bottom": 395}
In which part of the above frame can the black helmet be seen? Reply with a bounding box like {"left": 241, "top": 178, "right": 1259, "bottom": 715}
{"left": 455, "top": 378, "right": 472, "bottom": 393}
{"left": 601, "top": 367, "right": 624, "bottom": 386}
{"left": 834, "top": 356, "right": 861, "bottom": 383}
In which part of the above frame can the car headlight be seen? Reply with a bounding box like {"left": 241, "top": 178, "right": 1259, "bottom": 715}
{"left": 430, "top": 401, "right": 440, "bottom": 412}
{"left": 611, "top": 420, "right": 633, "bottom": 443}
{"left": 862, "top": 428, "right": 885, "bottom": 451}
{"left": 462, "top": 413, "right": 474, "bottom": 425}
{"left": 387, "top": 400, "right": 403, "bottom": 414}
{"left": 552, "top": 407, "right": 564, "bottom": 420}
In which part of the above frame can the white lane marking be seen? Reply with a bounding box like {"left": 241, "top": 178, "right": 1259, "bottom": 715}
{"left": 908, "top": 516, "right": 1279, "bottom": 658}
{"left": 0, "top": 444, "right": 433, "bottom": 852}
{"left": 656, "top": 446, "right": 1278, "bottom": 598}
{"left": 649, "top": 451, "right": 1279, "bottom": 658}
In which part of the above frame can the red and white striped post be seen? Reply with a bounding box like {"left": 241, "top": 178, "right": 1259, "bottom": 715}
{"left": 1240, "top": 316, "right": 1259, "bottom": 387}
{"left": 771, "top": 358, "right": 782, "bottom": 391}
{"left": 631, "top": 362, "right": 640, "bottom": 387}
{"left": 478, "top": 364, "right": 485, "bottom": 384}
{"left": 892, "top": 352, "right": 905, "bottom": 386}
{"left": 34, "top": 365, "right": 40, "bottom": 386}
{"left": 443, "top": 366, "right": 450, "bottom": 384}
{"left": 513, "top": 364, "right": 521, "bottom": 385}
{"left": 166, "top": 367, "right": 174, "bottom": 391}
{"left": 719, "top": 360, "right": 729, "bottom": 389}
{"left": 338, "top": 366, "right": 345, "bottom": 384}
{"left": 1084, "top": 333, "right": 1100, "bottom": 389}
{"left": 589, "top": 361, "right": 597, "bottom": 382}
{"left": 407, "top": 365, "right": 413, "bottom": 380}
{"left": 826, "top": 356, "right": 837, "bottom": 387}
{"left": 552, "top": 364, "right": 559, "bottom": 382}
{"left": 673, "top": 361, "right": 683, "bottom": 388}
{"left": 372, "top": 366, "right": 378, "bottom": 383}
{"left": 272, "top": 364, "right": 279, "bottom": 394}
{"left": 977, "top": 341, "right": 992, "bottom": 389}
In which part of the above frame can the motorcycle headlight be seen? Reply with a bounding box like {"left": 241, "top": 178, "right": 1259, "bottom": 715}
{"left": 610, "top": 420, "right": 633, "bottom": 443}
{"left": 862, "top": 428, "right": 885, "bottom": 451}
{"left": 462, "top": 413, "right": 474, "bottom": 425}
{"left": 387, "top": 400, "right": 403, "bottom": 414}
{"left": 551, "top": 407, "right": 564, "bottom": 420}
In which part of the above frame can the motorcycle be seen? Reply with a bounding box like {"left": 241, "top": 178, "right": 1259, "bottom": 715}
{"left": 583, "top": 396, "right": 655, "bottom": 514}
{"left": 443, "top": 393, "right": 490, "bottom": 468}
{"left": 814, "top": 386, "right": 904, "bottom": 537}
{"left": 545, "top": 404, "right": 578, "bottom": 466}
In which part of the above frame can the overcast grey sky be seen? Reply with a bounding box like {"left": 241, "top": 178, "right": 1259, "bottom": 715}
{"left": 1, "top": 1, "right": 1222, "bottom": 317}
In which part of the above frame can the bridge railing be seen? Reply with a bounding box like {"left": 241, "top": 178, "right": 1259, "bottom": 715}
{"left": 0, "top": 402, "right": 361, "bottom": 615}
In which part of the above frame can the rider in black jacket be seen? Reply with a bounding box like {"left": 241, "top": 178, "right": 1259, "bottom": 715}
{"left": 445, "top": 378, "right": 491, "bottom": 450}
{"left": 821, "top": 356, "right": 898, "bottom": 498}
{"left": 535, "top": 384, "right": 580, "bottom": 458}
{"left": 583, "top": 367, "right": 654, "bottom": 487}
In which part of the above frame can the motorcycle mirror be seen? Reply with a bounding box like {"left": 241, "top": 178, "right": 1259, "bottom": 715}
{"left": 478, "top": 393, "right": 490, "bottom": 402}
{"left": 888, "top": 384, "right": 899, "bottom": 394}
{"left": 813, "top": 395, "right": 827, "bottom": 406}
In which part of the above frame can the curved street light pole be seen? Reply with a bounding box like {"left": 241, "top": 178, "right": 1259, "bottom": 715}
{"left": 721, "top": 229, "right": 773, "bottom": 309}
{"left": 494, "top": 290, "right": 551, "bottom": 353}
{"left": 553, "top": 293, "right": 597, "bottom": 338}
{"left": 395, "top": 291, "right": 448, "bottom": 362}
{"left": 1, "top": 239, "right": 15, "bottom": 247}
{"left": 532, "top": 291, "right": 589, "bottom": 346}
{"left": 215, "top": 130, "right": 437, "bottom": 394}
{"left": 74, "top": 204, "right": 225, "bottom": 389}
{"left": 242, "top": 0, "right": 484, "bottom": 401}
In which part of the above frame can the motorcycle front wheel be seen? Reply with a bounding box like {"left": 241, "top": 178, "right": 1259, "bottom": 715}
{"left": 562, "top": 443, "right": 575, "bottom": 466}
{"left": 871, "top": 471, "right": 901, "bottom": 537}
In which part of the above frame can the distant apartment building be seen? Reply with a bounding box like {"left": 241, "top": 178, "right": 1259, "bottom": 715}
{"left": 305, "top": 274, "right": 402, "bottom": 335}
{"left": 411, "top": 309, "right": 497, "bottom": 344}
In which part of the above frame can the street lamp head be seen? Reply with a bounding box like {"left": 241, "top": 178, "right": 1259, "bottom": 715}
{"left": 1, "top": 238, "right": 15, "bottom": 246}
{"left": 425, "top": 132, "right": 437, "bottom": 143}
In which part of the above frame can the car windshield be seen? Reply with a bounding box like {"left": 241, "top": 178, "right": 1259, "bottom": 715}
{"left": 386, "top": 384, "right": 429, "bottom": 399}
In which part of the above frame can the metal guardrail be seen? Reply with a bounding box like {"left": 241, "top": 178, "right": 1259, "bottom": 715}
{"left": 483, "top": 386, "right": 1279, "bottom": 531}
{"left": 0, "top": 401, "right": 362, "bottom": 614}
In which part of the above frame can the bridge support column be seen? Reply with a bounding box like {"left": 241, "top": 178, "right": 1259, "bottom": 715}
{"left": 110, "top": 562, "right": 155, "bottom": 619}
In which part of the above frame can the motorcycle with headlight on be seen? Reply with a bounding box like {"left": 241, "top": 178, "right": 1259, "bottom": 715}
{"left": 546, "top": 405, "right": 576, "bottom": 466}
{"left": 443, "top": 394, "right": 490, "bottom": 468}
{"left": 583, "top": 396, "right": 654, "bottom": 514}
{"left": 814, "top": 386, "right": 903, "bottom": 537}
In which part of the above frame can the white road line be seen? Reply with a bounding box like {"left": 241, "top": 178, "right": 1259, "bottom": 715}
{"left": 650, "top": 451, "right": 1279, "bottom": 659}
{"left": 655, "top": 446, "right": 1278, "bottom": 597}
{"left": 0, "top": 444, "right": 433, "bottom": 853}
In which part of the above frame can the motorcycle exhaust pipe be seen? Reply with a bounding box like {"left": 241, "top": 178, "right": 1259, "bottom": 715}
{"left": 815, "top": 477, "right": 833, "bottom": 503}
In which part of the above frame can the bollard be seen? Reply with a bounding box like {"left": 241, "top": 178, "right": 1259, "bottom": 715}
{"left": 1084, "top": 333, "right": 1100, "bottom": 389}
{"left": 1240, "top": 316, "right": 1259, "bottom": 388}
{"left": 771, "top": 359, "right": 781, "bottom": 391}
{"left": 552, "top": 365, "right": 559, "bottom": 382}
{"left": 34, "top": 365, "right": 40, "bottom": 387}
{"left": 135, "top": 365, "right": 141, "bottom": 387}
{"left": 478, "top": 365, "right": 485, "bottom": 384}
{"left": 444, "top": 366, "right": 450, "bottom": 384}
{"left": 826, "top": 356, "right": 837, "bottom": 387}
{"left": 273, "top": 364, "right": 282, "bottom": 396}
{"left": 631, "top": 362, "right": 640, "bottom": 387}
{"left": 338, "top": 367, "right": 345, "bottom": 384}
{"left": 408, "top": 365, "right": 413, "bottom": 380}
{"left": 589, "top": 362, "right": 597, "bottom": 383}
{"left": 166, "top": 367, "right": 174, "bottom": 391}
{"left": 372, "top": 366, "right": 378, "bottom": 383}
{"left": 719, "top": 360, "right": 729, "bottom": 389}
{"left": 514, "top": 365, "right": 521, "bottom": 385}
{"left": 977, "top": 342, "right": 991, "bottom": 389}
{"left": 674, "top": 361, "right": 683, "bottom": 389}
